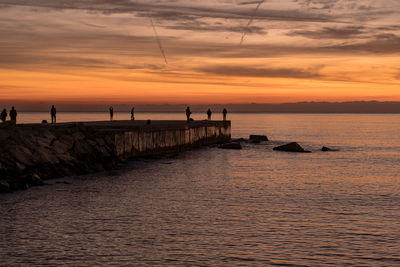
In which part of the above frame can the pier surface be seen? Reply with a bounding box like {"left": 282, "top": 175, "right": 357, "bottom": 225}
{"left": 0, "top": 120, "right": 231, "bottom": 192}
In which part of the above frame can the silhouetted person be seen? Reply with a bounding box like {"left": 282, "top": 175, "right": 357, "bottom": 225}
{"left": 0, "top": 109, "right": 6, "bottom": 123}
{"left": 109, "top": 106, "right": 114, "bottom": 121}
{"left": 207, "top": 108, "right": 212, "bottom": 120}
{"left": 51, "top": 105, "right": 56, "bottom": 124}
{"left": 131, "top": 107, "right": 135, "bottom": 120}
{"left": 9, "top": 106, "right": 17, "bottom": 124}
{"left": 223, "top": 108, "right": 227, "bottom": 121}
{"left": 186, "top": 106, "right": 192, "bottom": 122}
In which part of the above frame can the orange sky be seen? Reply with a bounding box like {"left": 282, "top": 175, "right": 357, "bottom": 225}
{"left": 1, "top": 0, "right": 400, "bottom": 105}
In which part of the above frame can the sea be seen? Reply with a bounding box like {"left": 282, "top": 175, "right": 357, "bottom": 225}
{"left": 1, "top": 112, "right": 400, "bottom": 266}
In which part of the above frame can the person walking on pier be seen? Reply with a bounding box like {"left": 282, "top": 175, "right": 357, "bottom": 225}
{"left": 0, "top": 108, "right": 6, "bottom": 123}
{"left": 9, "top": 106, "right": 17, "bottom": 124}
{"left": 130, "top": 107, "right": 135, "bottom": 120}
{"left": 222, "top": 108, "right": 227, "bottom": 121}
{"left": 186, "top": 106, "right": 192, "bottom": 122}
{"left": 109, "top": 106, "right": 114, "bottom": 121}
{"left": 207, "top": 109, "right": 212, "bottom": 120}
{"left": 51, "top": 105, "right": 57, "bottom": 124}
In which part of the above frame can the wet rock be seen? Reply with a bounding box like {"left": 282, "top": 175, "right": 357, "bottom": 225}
{"left": 249, "top": 135, "right": 269, "bottom": 143}
{"left": 0, "top": 179, "right": 10, "bottom": 193}
{"left": 273, "top": 142, "right": 311, "bottom": 153}
{"left": 219, "top": 142, "right": 242, "bottom": 149}
{"left": 321, "top": 146, "right": 339, "bottom": 152}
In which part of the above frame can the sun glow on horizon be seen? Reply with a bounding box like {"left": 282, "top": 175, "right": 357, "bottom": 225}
{"left": 1, "top": 0, "right": 400, "bottom": 106}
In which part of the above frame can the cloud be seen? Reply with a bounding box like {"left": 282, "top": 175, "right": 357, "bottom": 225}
{"left": 195, "top": 65, "right": 323, "bottom": 79}
{"left": 288, "top": 26, "right": 366, "bottom": 39}
{"left": 324, "top": 33, "right": 400, "bottom": 54}
{"left": 0, "top": 0, "right": 339, "bottom": 23}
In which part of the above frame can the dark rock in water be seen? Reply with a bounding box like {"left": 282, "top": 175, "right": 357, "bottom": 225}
{"left": 273, "top": 142, "right": 311, "bottom": 153}
{"left": 219, "top": 142, "right": 242, "bottom": 150}
{"left": 249, "top": 135, "right": 269, "bottom": 142}
{"left": 231, "top": 138, "right": 246, "bottom": 143}
{"left": 321, "top": 146, "right": 339, "bottom": 152}
{"left": 42, "top": 120, "right": 48, "bottom": 124}
{"left": 0, "top": 179, "right": 10, "bottom": 193}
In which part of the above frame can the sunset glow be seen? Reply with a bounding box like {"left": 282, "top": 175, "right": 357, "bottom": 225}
{"left": 1, "top": 0, "right": 400, "bottom": 106}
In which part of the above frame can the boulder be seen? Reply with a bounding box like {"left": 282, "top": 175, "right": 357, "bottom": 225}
{"left": 249, "top": 135, "right": 269, "bottom": 143}
{"left": 219, "top": 142, "right": 242, "bottom": 150}
{"left": 231, "top": 138, "right": 246, "bottom": 143}
{"left": 33, "top": 146, "right": 60, "bottom": 164}
{"left": 273, "top": 142, "right": 311, "bottom": 153}
{"left": 0, "top": 179, "right": 10, "bottom": 193}
{"left": 52, "top": 140, "right": 71, "bottom": 155}
{"left": 321, "top": 146, "right": 339, "bottom": 152}
{"left": 9, "top": 146, "right": 33, "bottom": 166}
{"left": 27, "top": 173, "right": 44, "bottom": 186}
{"left": 72, "top": 131, "right": 86, "bottom": 140}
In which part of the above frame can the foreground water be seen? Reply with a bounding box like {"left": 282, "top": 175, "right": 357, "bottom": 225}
{"left": 1, "top": 113, "right": 400, "bottom": 266}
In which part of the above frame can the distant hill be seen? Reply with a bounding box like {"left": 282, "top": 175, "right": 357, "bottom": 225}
{"left": 2, "top": 101, "right": 400, "bottom": 113}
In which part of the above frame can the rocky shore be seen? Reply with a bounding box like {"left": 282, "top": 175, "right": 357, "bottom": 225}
{"left": 0, "top": 120, "right": 231, "bottom": 193}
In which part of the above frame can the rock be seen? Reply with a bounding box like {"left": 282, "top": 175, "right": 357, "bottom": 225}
{"left": 52, "top": 140, "right": 71, "bottom": 155}
{"left": 15, "top": 162, "right": 26, "bottom": 171}
{"left": 9, "top": 146, "right": 33, "bottom": 166}
{"left": 0, "top": 179, "right": 10, "bottom": 193}
{"left": 58, "top": 135, "right": 75, "bottom": 150}
{"left": 73, "top": 139, "right": 94, "bottom": 155}
{"left": 249, "top": 135, "right": 269, "bottom": 143}
{"left": 231, "top": 138, "right": 246, "bottom": 143}
{"left": 33, "top": 146, "right": 60, "bottom": 164}
{"left": 219, "top": 142, "right": 242, "bottom": 149}
{"left": 27, "top": 173, "right": 44, "bottom": 186}
{"left": 42, "top": 120, "right": 48, "bottom": 124}
{"left": 72, "top": 131, "right": 86, "bottom": 140}
{"left": 321, "top": 146, "right": 339, "bottom": 152}
{"left": 273, "top": 142, "right": 311, "bottom": 153}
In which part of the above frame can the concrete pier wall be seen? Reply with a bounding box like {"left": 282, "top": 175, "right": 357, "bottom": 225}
{"left": 0, "top": 120, "right": 231, "bottom": 192}
{"left": 113, "top": 122, "right": 230, "bottom": 157}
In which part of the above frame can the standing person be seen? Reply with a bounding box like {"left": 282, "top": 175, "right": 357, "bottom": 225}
{"left": 9, "top": 106, "right": 17, "bottom": 124}
{"left": 207, "top": 108, "right": 212, "bottom": 120}
{"left": 130, "top": 107, "right": 135, "bottom": 120}
{"left": 222, "top": 108, "right": 227, "bottom": 121}
{"left": 0, "top": 108, "right": 6, "bottom": 122}
{"left": 186, "top": 106, "right": 192, "bottom": 122}
{"left": 51, "top": 105, "right": 57, "bottom": 124}
{"left": 109, "top": 106, "right": 114, "bottom": 121}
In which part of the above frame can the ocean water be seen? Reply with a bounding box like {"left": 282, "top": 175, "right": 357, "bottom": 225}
{"left": 1, "top": 113, "right": 400, "bottom": 266}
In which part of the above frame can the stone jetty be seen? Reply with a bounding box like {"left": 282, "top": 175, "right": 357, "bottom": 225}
{"left": 0, "top": 120, "right": 231, "bottom": 192}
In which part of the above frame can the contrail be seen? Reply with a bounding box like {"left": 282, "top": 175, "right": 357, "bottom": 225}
{"left": 149, "top": 16, "right": 168, "bottom": 64}
{"left": 240, "top": 0, "right": 265, "bottom": 45}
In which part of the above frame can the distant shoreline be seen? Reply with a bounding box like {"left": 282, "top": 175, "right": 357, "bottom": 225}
{"left": 3, "top": 101, "right": 400, "bottom": 113}
{"left": 14, "top": 111, "right": 400, "bottom": 114}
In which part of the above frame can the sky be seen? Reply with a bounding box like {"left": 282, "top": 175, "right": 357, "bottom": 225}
{"left": 0, "top": 0, "right": 400, "bottom": 106}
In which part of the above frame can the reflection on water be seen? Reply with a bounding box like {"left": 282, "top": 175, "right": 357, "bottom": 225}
{"left": 1, "top": 114, "right": 400, "bottom": 265}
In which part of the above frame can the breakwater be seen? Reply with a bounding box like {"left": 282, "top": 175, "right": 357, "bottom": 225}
{"left": 0, "top": 120, "right": 231, "bottom": 192}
